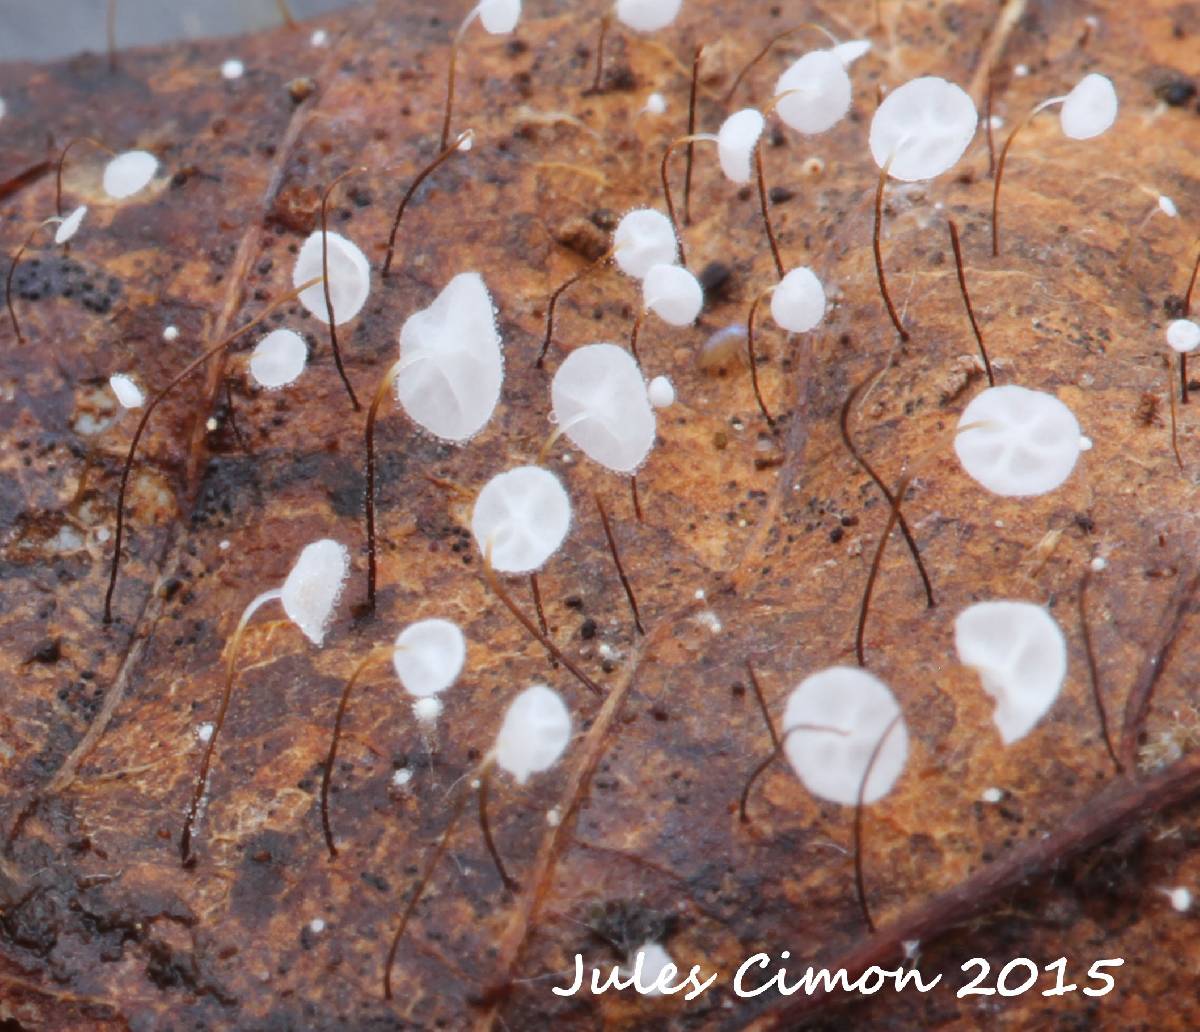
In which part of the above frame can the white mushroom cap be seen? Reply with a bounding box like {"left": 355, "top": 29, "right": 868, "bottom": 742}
{"left": 103, "top": 150, "right": 159, "bottom": 200}
{"left": 954, "top": 600, "right": 1067, "bottom": 744}
{"left": 413, "top": 696, "right": 443, "bottom": 723}
{"left": 392, "top": 618, "right": 465, "bottom": 697}
{"left": 551, "top": 343, "right": 657, "bottom": 474}
{"left": 647, "top": 375, "right": 675, "bottom": 408}
{"left": 869, "top": 76, "right": 977, "bottom": 181}
{"left": 642, "top": 263, "right": 702, "bottom": 325}
{"left": 955, "top": 385, "right": 1083, "bottom": 497}
{"left": 54, "top": 205, "right": 88, "bottom": 245}
{"left": 622, "top": 943, "right": 675, "bottom": 995}
{"left": 1167, "top": 319, "right": 1200, "bottom": 354}
{"left": 717, "top": 108, "right": 765, "bottom": 184}
{"left": 615, "top": 0, "right": 682, "bottom": 32}
{"left": 832, "top": 39, "right": 871, "bottom": 66}
{"left": 472, "top": 466, "right": 572, "bottom": 574}
{"left": 292, "top": 230, "right": 371, "bottom": 326}
{"left": 280, "top": 538, "right": 350, "bottom": 646}
{"left": 396, "top": 271, "right": 503, "bottom": 442}
{"left": 249, "top": 329, "right": 307, "bottom": 389}
{"left": 493, "top": 684, "right": 572, "bottom": 784}
{"left": 109, "top": 373, "right": 144, "bottom": 409}
{"left": 770, "top": 267, "right": 826, "bottom": 332}
{"left": 478, "top": 0, "right": 521, "bottom": 33}
{"left": 774, "top": 50, "right": 852, "bottom": 135}
{"left": 782, "top": 666, "right": 908, "bottom": 806}
{"left": 1060, "top": 73, "right": 1117, "bottom": 140}
{"left": 613, "top": 209, "right": 678, "bottom": 280}
{"left": 1159, "top": 195, "right": 1178, "bottom": 218}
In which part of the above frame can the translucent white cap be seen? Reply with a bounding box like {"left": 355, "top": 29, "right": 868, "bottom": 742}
{"left": 493, "top": 684, "right": 572, "bottom": 784}
{"left": 54, "top": 205, "right": 88, "bottom": 245}
{"left": 771, "top": 267, "right": 826, "bottom": 332}
{"left": 478, "top": 0, "right": 521, "bottom": 33}
{"left": 551, "top": 343, "right": 656, "bottom": 473}
{"left": 392, "top": 618, "right": 465, "bottom": 697}
{"left": 717, "top": 108, "right": 765, "bottom": 184}
{"left": 622, "top": 943, "right": 675, "bottom": 995}
{"left": 615, "top": 0, "right": 683, "bottom": 32}
{"left": 292, "top": 230, "right": 371, "bottom": 326}
{"left": 782, "top": 666, "right": 908, "bottom": 805}
{"left": 396, "top": 271, "right": 503, "bottom": 442}
{"left": 613, "top": 209, "right": 678, "bottom": 280}
{"left": 647, "top": 375, "right": 675, "bottom": 408}
{"left": 1168, "top": 319, "right": 1200, "bottom": 354}
{"left": 774, "top": 50, "right": 852, "bottom": 135}
{"left": 109, "top": 373, "right": 144, "bottom": 409}
{"left": 869, "top": 76, "right": 977, "bottom": 181}
{"left": 642, "top": 263, "right": 703, "bottom": 325}
{"left": 832, "top": 39, "right": 871, "bottom": 66}
{"left": 103, "top": 150, "right": 159, "bottom": 200}
{"left": 249, "top": 329, "right": 307, "bottom": 389}
{"left": 955, "top": 385, "right": 1083, "bottom": 497}
{"left": 954, "top": 601, "right": 1067, "bottom": 744}
{"left": 280, "top": 539, "right": 350, "bottom": 646}
{"left": 1060, "top": 73, "right": 1117, "bottom": 140}
{"left": 472, "top": 466, "right": 572, "bottom": 574}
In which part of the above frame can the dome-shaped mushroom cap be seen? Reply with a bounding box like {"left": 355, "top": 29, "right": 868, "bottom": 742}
{"left": 717, "top": 108, "right": 765, "bottom": 184}
{"left": 55, "top": 205, "right": 88, "bottom": 245}
{"left": 109, "top": 373, "right": 144, "bottom": 409}
{"left": 103, "top": 150, "right": 159, "bottom": 200}
{"left": 494, "top": 684, "right": 572, "bottom": 785}
{"left": 472, "top": 466, "right": 571, "bottom": 574}
{"left": 396, "top": 272, "right": 503, "bottom": 442}
{"left": 478, "top": 0, "right": 521, "bottom": 33}
{"left": 642, "top": 263, "right": 703, "bottom": 325}
{"left": 1060, "top": 73, "right": 1117, "bottom": 140}
{"left": 771, "top": 267, "right": 826, "bottom": 332}
{"left": 832, "top": 39, "right": 871, "bottom": 66}
{"left": 615, "top": 0, "right": 683, "bottom": 33}
{"left": 955, "top": 385, "right": 1083, "bottom": 497}
{"left": 774, "top": 50, "right": 852, "bottom": 135}
{"left": 281, "top": 539, "right": 350, "bottom": 646}
{"left": 1167, "top": 319, "right": 1200, "bottom": 354}
{"left": 647, "top": 375, "right": 675, "bottom": 408}
{"left": 392, "top": 618, "right": 465, "bottom": 698}
{"left": 782, "top": 666, "right": 908, "bottom": 806}
{"left": 292, "top": 230, "right": 371, "bottom": 326}
{"left": 954, "top": 600, "right": 1067, "bottom": 744}
{"left": 249, "top": 329, "right": 307, "bottom": 389}
{"left": 551, "top": 343, "right": 656, "bottom": 474}
{"left": 613, "top": 209, "right": 678, "bottom": 280}
{"left": 869, "top": 76, "right": 977, "bottom": 181}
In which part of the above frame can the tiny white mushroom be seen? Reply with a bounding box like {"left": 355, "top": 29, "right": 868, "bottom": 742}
{"left": 775, "top": 50, "right": 852, "bottom": 136}
{"left": 472, "top": 466, "right": 572, "bottom": 574}
{"left": 615, "top": 0, "right": 683, "bottom": 33}
{"left": 782, "top": 666, "right": 908, "bottom": 806}
{"left": 103, "top": 150, "right": 159, "bottom": 200}
{"left": 613, "top": 209, "right": 678, "bottom": 280}
{"left": 1059, "top": 72, "right": 1118, "bottom": 140}
{"left": 955, "top": 385, "right": 1083, "bottom": 497}
{"left": 249, "top": 329, "right": 307, "bottom": 389}
{"left": 1164, "top": 887, "right": 1193, "bottom": 913}
{"left": 478, "top": 0, "right": 522, "bottom": 34}
{"left": 642, "top": 263, "right": 703, "bottom": 326}
{"left": 831, "top": 39, "right": 871, "bottom": 66}
{"left": 163, "top": 325, "right": 179, "bottom": 342}
{"left": 1159, "top": 195, "right": 1179, "bottom": 218}
{"left": 292, "top": 230, "right": 371, "bottom": 325}
{"left": 54, "top": 205, "right": 88, "bottom": 245}
{"left": 109, "top": 373, "right": 145, "bottom": 409}
{"left": 310, "top": 29, "right": 329, "bottom": 47}
{"left": 647, "top": 375, "right": 675, "bottom": 408}
{"left": 221, "top": 58, "right": 245, "bottom": 80}
{"left": 622, "top": 942, "right": 675, "bottom": 995}
{"left": 279, "top": 538, "right": 350, "bottom": 646}
{"left": 643, "top": 92, "right": 667, "bottom": 115}
{"left": 869, "top": 76, "right": 977, "bottom": 182}
{"left": 1167, "top": 319, "right": 1200, "bottom": 354}
{"left": 955, "top": 601, "right": 1067, "bottom": 744}
{"left": 413, "top": 696, "right": 443, "bottom": 723}
{"left": 392, "top": 618, "right": 466, "bottom": 697}
{"left": 770, "top": 266, "right": 826, "bottom": 332}
{"left": 717, "top": 108, "right": 765, "bottom": 184}
{"left": 493, "top": 684, "right": 572, "bottom": 784}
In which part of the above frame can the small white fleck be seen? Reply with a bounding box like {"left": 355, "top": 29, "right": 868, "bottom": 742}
{"left": 1079, "top": 435, "right": 1093, "bottom": 451}
{"left": 219, "top": 539, "right": 231, "bottom": 551}
{"left": 545, "top": 806, "right": 561, "bottom": 827}
{"left": 309, "top": 918, "right": 326, "bottom": 933}
{"left": 1166, "top": 886, "right": 1192, "bottom": 912}
{"left": 1014, "top": 64, "right": 1029, "bottom": 77}
{"left": 163, "top": 325, "right": 179, "bottom": 342}
{"left": 697, "top": 609, "right": 723, "bottom": 634}
{"left": 310, "top": 29, "right": 329, "bottom": 47}
{"left": 986, "top": 115, "right": 1005, "bottom": 130}
{"left": 648, "top": 375, "right": 675, "bottom": 408}
{"left": 693, "top": 588, "right": 705, "bottom": 601}
{"left": 598, "top": 642, "right": 621, "bottom": 662}
{"left": 221, "top": 58, "right": 245, "bottom": 80}
{"left": 205, "top": 417, "right": 219, "bottom": 432}
{"left": 981, "top": 787, "right": 1004, "bottom": 804}
{"left": 392, "top": 767, "right": 413, "bottom": 787}
{"left": 109, "top": 373, "right": 145, "bottom": 410}
{"left": 96, "top": 527, "right": 111, "bottom": 543}
{"left": 1084, "top": 15, "right": 1099, "bottom": 28}
{"left": 994, "top": 520, "right": 1004, "bottom": 528}
{"left": 642, "top": 92, "right": 667, "bottom": 115}
{"left": 902, "top": 940, "right": 921, "bottom": 959}
{"left": 469, "top": 778, "right": 481, "bottom": 790}
{"left": 1090, "top": 556, "right": 1107, "bottom": 572}
{"left": 196, "top": 722, "right": 214, "bottom": 743}
{"left": 0, "top": 97, "right": 6, "bottom": 121}
{"left": 413, "top": 697, "right": 442, "bottom": 723}
{"left": 457, "top": 130, "right": 474, "bottom": 152}
{"left": 1159, "top": 195, "right": 1179, "bottom": 218}
{"left": 561, "top": 452, "right": 573, "bottom": 464}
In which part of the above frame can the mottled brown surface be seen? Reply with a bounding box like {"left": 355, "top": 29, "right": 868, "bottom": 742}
{"left": 2, "top": 1, "right": 1200, "bottom": 1030}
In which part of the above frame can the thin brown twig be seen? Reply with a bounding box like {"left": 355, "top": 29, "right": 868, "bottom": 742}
{"left": 683, "top": 45, "right": 704, "bottom": 226}
{"left": 1185, "top": 243, "right": 1200, "bottom": 317}
{"left": 739, "top": 723, "right": 847, "bottom": 824}
{"left": 530, "top": 573, "right": 549, "bottom": 638}
{"left": 630, "top": 475, "right": 643, "bottom": 523}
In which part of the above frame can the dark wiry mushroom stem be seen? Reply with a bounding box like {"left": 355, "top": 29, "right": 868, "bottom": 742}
{"left": 382, "top": 130, "right": 473, "bottom": 278}
{"left": 628, "top": 309, "right": 644, "bottom": 365}
{"left": 1167, "top": 355, "right": 1184, "bottom": 470}
{"left": 440, "top": 9, "right": 481, "bottom": 149}
{"left": 739, "top": 722, "right": 847, "bottom": 824}
{"left": 840, "top": 371, "right": 935, "bottom": 609}
{"left": 873, "top": 157, "right": 909, "bottom": 342}
{"left": 479, "top": 765, "right": 520, "bottom": 892}
{"left": 661, "top": 134, "right": 717, "bottom": 270}
{"left": 587, "top": 14, "right": 611, "bottom": 94}
{"left": 947, "top": 219, "right": 994, "bottom": 386}
{"left": 363, "top": 356, "right": 408, "bottom": 615}
{"left": 530, "top": 574, "right": 549, "bottom": 638}
{"left": 55, "top": 137, "right": 113, "bottom": 217}
{"left": 984, "top": 74, "right": 996, "bottom": 178}
{"left": 682, "top": 45, "right": 704, "bottom": 226}
{"left": 746, "top": 288, "right": 777, "bottom": 428}
{"left": 1185, "top": 242, "right": 1200, "bottom": 317}
{"left": 319, "top": 168, "right": 367, "bottom": 410}
{"left": 723, "top": 22, "right": 838, "bottom": 104}
{"left": 1078, "top": 570, "right": 1121, "bottom": 775}
{"left": 745, "top": 660, "right": 779, "bottom": 750}
{"left": 104, "top": 278, "right": 322, "bottom": 624}
{"left": 274, "top": 0, "right": 296, "bottom": 28}
{"left": 630, "top": 476, "right": 643, "bottom": 523}
{"left": 596, "top": 493, "right": 645, "bottom": 635}
{"left": 856, "top": 474, "right": 913, "bottom": 666}
{"left": 536, "top": 246, "right": 613, "bottom": 369}
{"left": 991, "top": 98, "right": 1060, "bottom": 257}
{"left": 853, "top": 714, "right": 903, "bottom": 933}
{"left": 5, "top": 223, "right": 45, "bottom": 344}
{"left": 754, "top": 143, "right": 786, "bottom": 280}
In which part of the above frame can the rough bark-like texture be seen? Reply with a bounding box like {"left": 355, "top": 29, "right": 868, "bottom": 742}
{"left": 2, "top": 1, "right": 1199, "bottom": 1029}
